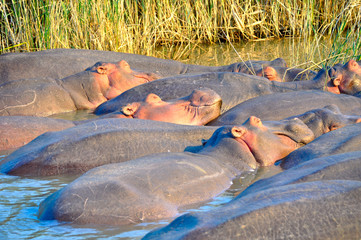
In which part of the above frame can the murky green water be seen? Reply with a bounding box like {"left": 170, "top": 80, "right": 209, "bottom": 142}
{"left": 0, "top": 38, "right": 321, "bottom": 239}
{"left": 158, "top": 36, "right": 334, "bottom": 68}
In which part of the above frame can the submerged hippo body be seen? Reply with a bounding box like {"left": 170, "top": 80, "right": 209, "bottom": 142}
{"left": 0, "top": 48, "right": 286, "bottom": 83}
{"left": 0, "top": 77, "right": 77, "bottom": 116}
{"left": 144, "top": 150, "right": 361, "bottom": 240}
{"left": 0, "top": 87, "right": 221, "bottom": 151}
{"left": 256, "top": 66, "right": 317, "bottom": 82}
{"left": 95, "top": 68, "right": 335, "bottom": 115}
{"left": 104, "top": 87, "right": 222, "bottom": 125}
{"left": 0, "top": 60, "right": 158, "bottom": 116}
{"left": 209, "top": 90, "right": 361, "bottom": 126}
{"left": 37, "top": 116, "right": 314, "bottom": 225}
{"left": 0, "top": 119, "right": 219, "bottom": 176}
{"left": 144, "top": 179, "right": 361, "bottom": 240}
{"left": 281, "top": 122, "right": 361, "bottom": 169}
{"left": 0, "top": 116, "right": 75, "bottom": 151}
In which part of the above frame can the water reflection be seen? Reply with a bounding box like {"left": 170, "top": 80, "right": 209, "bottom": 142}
{"left": 161, "top": 37, "right": 333, "bottom": 68}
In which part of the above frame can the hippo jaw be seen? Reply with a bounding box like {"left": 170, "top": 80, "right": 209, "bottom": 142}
{"left": 183, "top": 87, "right": 222, "bottom": 125}
{"left": 190, "top": 99, "right": 222, "bottom": 126}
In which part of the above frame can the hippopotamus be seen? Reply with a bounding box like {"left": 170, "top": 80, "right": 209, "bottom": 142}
{"left": 240, "top": 151, "right": 361, "bottom": 197}
{"left": 209, "top": 90, "right": 361, "bottom": 126}
{"left": 37, "top": 116, "right": 314, "bottom": 225}
{"left": 256, "top": 66, "right": 317, "bottom": 82}
{"left": 0, "top": 119, "right": 219, "bottom": 176}
{"left": 57, "top": 60, "right": 160, "bottom": 109}
{"left": 94, "top": 66, "right": 345, "bottom": 115}
{"left": 283, "top": 104, "right": 361, "bottom": 138}
{"left": 328, "top": 59, "right": 361, "bottom": 95}
{"left": 102, "top": 87, "right": 222, "bottom": 125}
{"left": 281, "top": 122, "right": 361, "bottom": 169}
{"left": 0, "top": 87, "right": 221, "bottom": 151}
{"left": 143, "top": 151, "right": 361, "bottom": 240}
{"left": 0, "top": 48, "right": 287, "bottom": 83}
{"left": 0, "top": 101, "right": 320, "bottom": 176}
{"left": 0, "top": 60, "right": 158, "bottom": 116}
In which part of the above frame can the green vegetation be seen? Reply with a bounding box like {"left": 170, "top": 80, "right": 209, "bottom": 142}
{"left": 1, "top": 0, "right": 360, "bottom": 67}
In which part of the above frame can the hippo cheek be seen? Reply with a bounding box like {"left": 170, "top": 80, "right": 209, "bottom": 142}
{"left": 235, "top": 139, "right": 258, "bottom": 166}
{"left": 133, "top": 104, "right": 194, "bottom": 124}
{"left": 339, "top": 74, "right": 361, "bottom": 95}
{"left": 244, "top": 132, "right": 300, "bottom": 167}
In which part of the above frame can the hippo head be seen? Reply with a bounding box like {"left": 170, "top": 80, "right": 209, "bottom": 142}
{"left": 111, "top": 88, "right": 222, "bottom": 125}
{"left": 88, "top": 60, "right": 160, "bottom": 99}
{"left": 256, "top": 66, "right": 316, "bottom": 82}
{"left": 256, "top": 66, "right": 282, "bottom": 81}
{"left": 327, "top": 60, "right": 361, "bottom": 95}
{"left": 287, "top": 105, "right": 361, "bottom": 138}
{"left": 203, "top": 116, "right": 314, "bottom": 167}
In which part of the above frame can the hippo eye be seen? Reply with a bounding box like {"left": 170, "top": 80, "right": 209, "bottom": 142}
{"left": 328, "top": 67, "right": 337, "bottom": 79}
{"left": 329, "top": 124, "right": 339, "bottom": 131}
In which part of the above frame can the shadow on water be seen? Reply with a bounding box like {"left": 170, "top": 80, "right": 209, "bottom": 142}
{"left": 0, "top": 38, "right": 327, "bottom": 239}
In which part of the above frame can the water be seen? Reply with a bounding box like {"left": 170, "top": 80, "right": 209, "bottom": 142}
{"left": 0, "top": 38, "right": 313, "bottom": 239}
{"left": 158, "top": 36, "right": 334, "bottom": 68}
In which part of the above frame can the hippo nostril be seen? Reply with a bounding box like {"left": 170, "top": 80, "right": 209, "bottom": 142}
{"left": 249, "top": 116, "right": 261, "bottom": 126}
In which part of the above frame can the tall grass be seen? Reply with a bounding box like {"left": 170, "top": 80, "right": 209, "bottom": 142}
{"left": 1, "top": 0, "right": 360, "bottom": 66}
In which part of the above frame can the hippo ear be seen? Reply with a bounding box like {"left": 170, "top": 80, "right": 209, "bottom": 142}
{"left": 119, "top": 60, "right": 132, "bottom": 73}
{"left": 329, "top": 123, "right": 342, "bottom": 132}
{"left": 96, "top": 65, "right": 108, "bottom": 74}
{"left": 231, "top": 126, "right": 246, "bottom": 138}
{"left": 332, "top": 76, "right": 341, "bottom": 86}
{"left": 328, "top": 67, "right": 342, "bottom": 86}
{"left": 347, "top": 60, "right": 359, "bottom": 71}
{"left": 121, "top": 103, "right": 139, "bottom": 116}
{"left": 263, "top": 66, "right": 280, "bottom": 82}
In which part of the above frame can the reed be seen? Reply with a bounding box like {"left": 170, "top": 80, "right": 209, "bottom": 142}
{"left": 1, "top": 0, "right": 360, "bottom": 66}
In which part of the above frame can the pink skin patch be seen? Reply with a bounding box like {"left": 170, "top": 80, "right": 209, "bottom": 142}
{"left": 232, "top": 116, "right": 300, "bottom": 166}
{"left": 92, "top": 61, "right": 159, "bottom": 101}
{"left": 110, "top": 90, "right": 221, "bottom": 126}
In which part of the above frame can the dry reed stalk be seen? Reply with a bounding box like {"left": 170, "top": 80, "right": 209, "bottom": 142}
{"left": 0, "top": 0, "right": 360, "bottom": 67}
